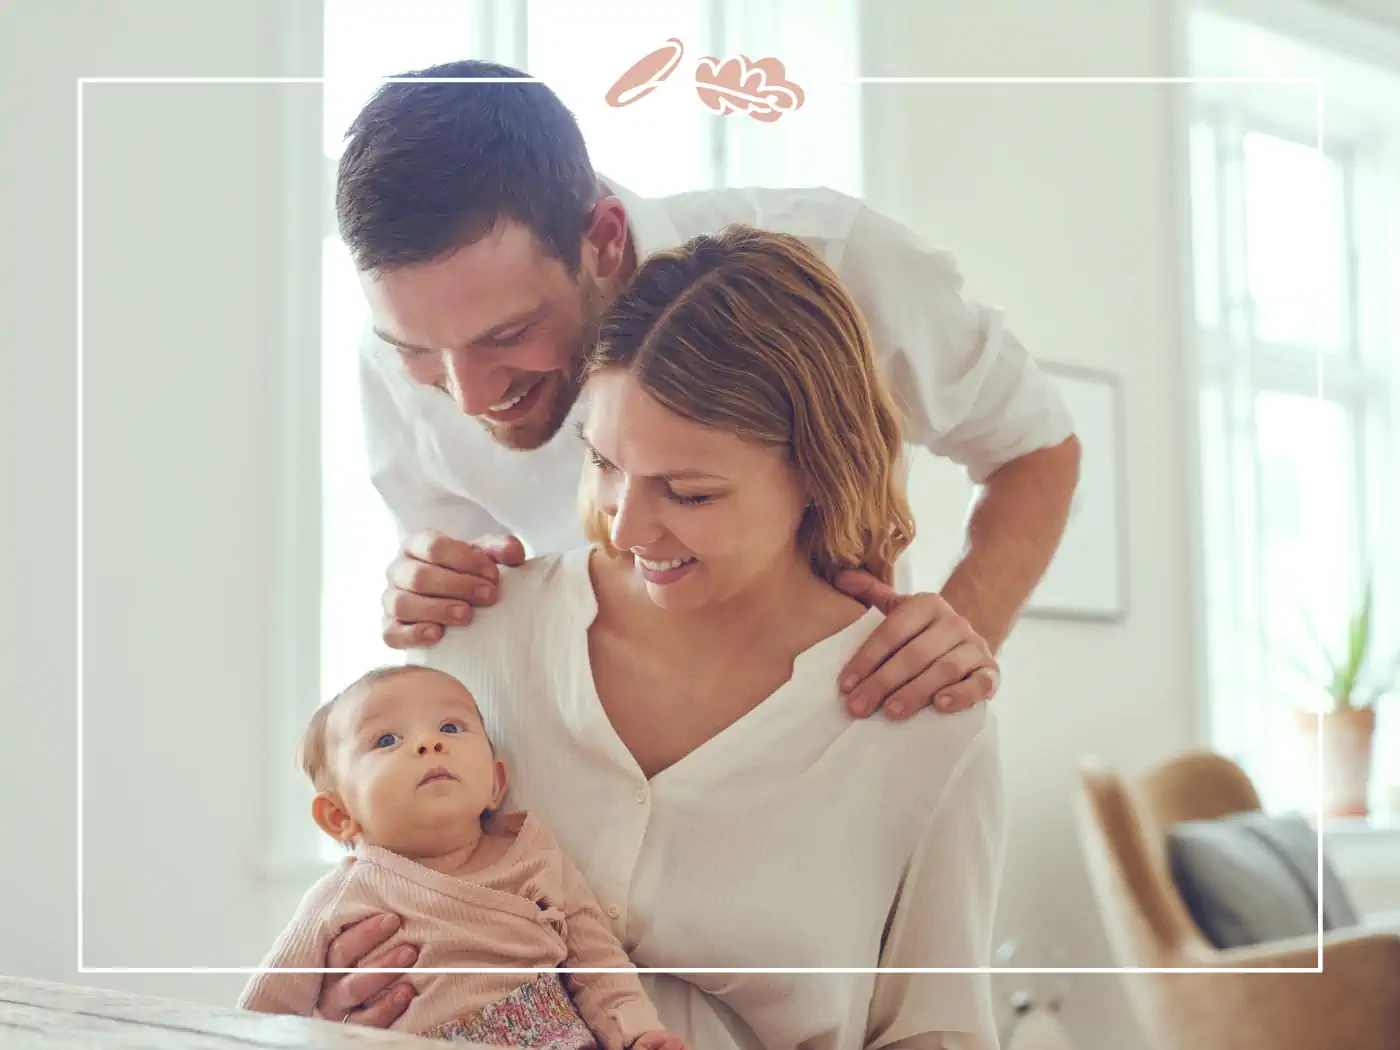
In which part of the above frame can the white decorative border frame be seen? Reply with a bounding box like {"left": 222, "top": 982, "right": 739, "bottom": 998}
{"left": 76, "top": 67, "right": 1327, "bottom": 976}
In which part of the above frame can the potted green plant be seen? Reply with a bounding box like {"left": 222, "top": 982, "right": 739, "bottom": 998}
{"left": 1288, "top": 581, "right": 1398, "bottom": 819}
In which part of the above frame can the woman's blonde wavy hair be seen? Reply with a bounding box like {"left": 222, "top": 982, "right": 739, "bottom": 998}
{"left": 579, "top": 225, "right": 915, "bottom": 586}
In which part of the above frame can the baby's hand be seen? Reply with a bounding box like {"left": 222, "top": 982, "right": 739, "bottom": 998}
{"left": 631, "top": 1030, "right": 688, "bottom": 1050}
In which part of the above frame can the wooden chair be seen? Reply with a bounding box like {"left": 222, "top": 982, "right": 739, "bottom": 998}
{"left": 1073, "top": 749, "right": 1400, "bottom": 1050}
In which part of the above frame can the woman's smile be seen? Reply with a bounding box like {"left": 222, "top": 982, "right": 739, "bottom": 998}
{"left": 635, "top": 555, "right": 698, "bottom": 585}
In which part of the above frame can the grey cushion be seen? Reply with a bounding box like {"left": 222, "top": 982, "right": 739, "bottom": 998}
{"left": 1166, "top": 811, "right": 1361, "bottom": 949}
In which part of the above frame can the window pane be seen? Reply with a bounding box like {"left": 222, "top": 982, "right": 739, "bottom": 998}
{"left": 323, "top": 0, "right": 479, "bottom": 158}
{"left": 1255, "top": 391, "right": 1361, "bottom": 655}
{"left": 1254, "top": 392, "right": 1365, "bottom": 810}
{"left": 1241, "top": 131, "right": 1350, "bottom": 352}
{"left": 718, "top": 0, "right": 862, "bottom": 196}
{"left": 321, "top": 235, "right": 402, "bottom": 699}
{"left": 526, "top": 0, "right": 712, "bottom": 196}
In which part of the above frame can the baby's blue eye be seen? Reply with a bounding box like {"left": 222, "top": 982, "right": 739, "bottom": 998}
{"left": 440, "top": 722, "right": 462, "bottom": 734}
{"left": 373, "top": 732, "right": 399, "bottom": 749}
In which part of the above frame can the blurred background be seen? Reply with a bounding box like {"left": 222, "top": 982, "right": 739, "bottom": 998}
{"left": 3, "top": 1, "right": 1399, "bottom": 1048}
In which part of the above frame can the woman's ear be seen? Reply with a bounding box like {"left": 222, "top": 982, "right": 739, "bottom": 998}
{"left": 311, "top": 791, "right": 358, "bottom": 844}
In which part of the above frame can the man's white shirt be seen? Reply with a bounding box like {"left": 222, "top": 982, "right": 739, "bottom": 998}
{"left": 357, "top": 178, "right": 1075, "bottom": 594}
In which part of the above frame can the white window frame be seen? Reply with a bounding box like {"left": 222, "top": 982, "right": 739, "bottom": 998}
{"left": 1175, "top": 0, "right": 1400, "bottom": 815}
{"left": 263, "top": 0, "right": 330, "bottom": 879}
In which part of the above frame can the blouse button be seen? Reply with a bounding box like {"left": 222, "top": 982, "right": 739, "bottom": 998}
{"left": 606, "top": 904, "right": 621, "bottom": 919}
{"left": 635, "top": 788, "right": 648, "bottom": 804}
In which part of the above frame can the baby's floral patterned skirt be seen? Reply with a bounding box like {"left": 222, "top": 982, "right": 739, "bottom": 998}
{"left": 423, "top": 972, "right": 597, "bottom": 1049}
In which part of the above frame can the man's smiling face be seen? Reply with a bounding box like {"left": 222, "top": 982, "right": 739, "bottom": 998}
{"left": 364, "top": 218, "right": 613, "bottom": 452}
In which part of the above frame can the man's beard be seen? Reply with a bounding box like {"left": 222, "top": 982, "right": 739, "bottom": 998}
{"left": 486, "top": 276, "right": 604, "bottom": 453}
{"left": 485, "top": 355, "right": 583, "bottom": 452}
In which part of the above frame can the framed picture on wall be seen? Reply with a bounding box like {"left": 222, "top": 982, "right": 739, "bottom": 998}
{"left": 1022, "top": 364, "right": 1129, "bottom": 623}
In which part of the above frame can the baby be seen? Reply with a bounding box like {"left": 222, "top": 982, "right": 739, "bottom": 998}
{"left": 239, "top": 664, "right": 685, "bottom": 1050}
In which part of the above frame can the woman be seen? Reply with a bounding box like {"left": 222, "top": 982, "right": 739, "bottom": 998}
{"left": 317, "top": 227, "right": 1005, "bottom": 1050}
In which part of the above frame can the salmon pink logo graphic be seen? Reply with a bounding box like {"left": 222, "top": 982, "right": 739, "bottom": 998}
{"left": 605, "top": 39, "right": 804, "bottom": 123}
{"left": 694, "top": 55, "right": 805, "bottom": 122}
{"left": 605, "top": 38, "right": 687, "bottom": 108}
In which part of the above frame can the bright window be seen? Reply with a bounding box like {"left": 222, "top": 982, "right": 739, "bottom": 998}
{"left": 1186, "top": 6, "right": 1400, "bottom": 814}
{"left": 320, "top": 0, "right": 491, "bottom": 707}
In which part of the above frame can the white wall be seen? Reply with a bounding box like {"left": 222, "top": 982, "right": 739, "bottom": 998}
{"left": 861, "top": 3, "right": 1197, "bottom": 1048}
{"left": 1328, "top": 0, "right": 1400, "bottom": 32}
{"left": 0, "top": 0, "right": 320, "bottom": 1009}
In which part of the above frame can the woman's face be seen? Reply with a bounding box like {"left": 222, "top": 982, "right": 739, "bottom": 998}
{"left": 581, "top": 370, "right": 810, "bottom": 611}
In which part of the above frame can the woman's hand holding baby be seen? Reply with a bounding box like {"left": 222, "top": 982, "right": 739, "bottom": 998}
{"left": 631, "top": 1030, "right": 688, "bottom": 1050}
{"left": 314, "top": 912, "right": 418, "bottom": 1027}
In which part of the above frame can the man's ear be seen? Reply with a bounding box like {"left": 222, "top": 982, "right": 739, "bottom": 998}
{"left": 584, "top": 196, "right": 631, "bottom": 284}
{"left": 490, "top": 758, "right": 510, "bottom": 810}
{"left": 311, "top": 791, "right": 359, "bottom": 844}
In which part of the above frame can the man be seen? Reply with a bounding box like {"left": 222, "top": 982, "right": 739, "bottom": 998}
{"left": 343, "top": 60, "right": 1080, "bottom": 722}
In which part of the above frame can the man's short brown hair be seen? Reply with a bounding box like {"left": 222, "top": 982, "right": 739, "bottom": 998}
{"left": 335, "top": 59, "right": 599, "bottom": 274}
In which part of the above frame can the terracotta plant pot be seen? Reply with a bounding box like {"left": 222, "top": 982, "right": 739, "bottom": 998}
{"left": 1294, "top": 706, "right": 1377, "bottom": 818}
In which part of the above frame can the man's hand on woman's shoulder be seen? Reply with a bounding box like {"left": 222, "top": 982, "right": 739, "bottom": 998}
{"left": 631, "top": 1031, "right": 689, "bottom": 1050}
{"left": 833, "top": 570, "right": 1000, "bottom": 721}
{"left": 381, "top": 530, "right": 527, "bottom": 649}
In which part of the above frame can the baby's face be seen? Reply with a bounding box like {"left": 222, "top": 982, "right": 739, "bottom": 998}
{"left": 323, "top": 668, "right": 505, "bottom": 856}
